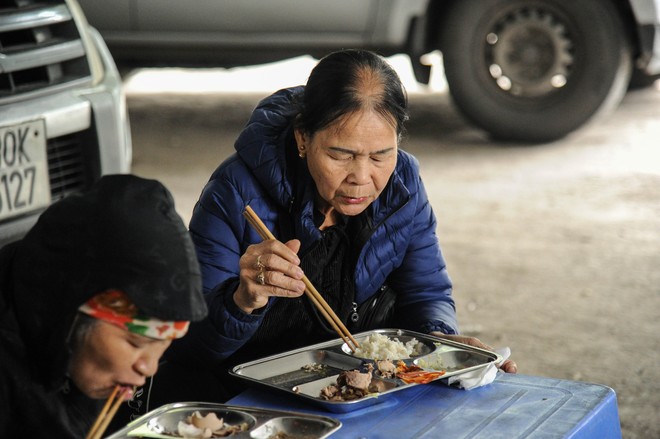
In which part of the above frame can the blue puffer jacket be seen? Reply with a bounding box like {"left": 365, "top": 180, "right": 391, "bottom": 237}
{"left": 168, "top": 87, "right": 457, "bottom": 367}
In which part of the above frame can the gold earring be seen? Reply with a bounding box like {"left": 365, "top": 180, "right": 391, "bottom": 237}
{"left": 298, "top": 147, "right": 306, "bottom": 158}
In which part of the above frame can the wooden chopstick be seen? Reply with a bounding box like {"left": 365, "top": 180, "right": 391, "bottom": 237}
{"left": 243, "top": 205, "right": 360, "bottom": 352}
{"left": 86, "top": 385, "right": 130, "bottom": 439}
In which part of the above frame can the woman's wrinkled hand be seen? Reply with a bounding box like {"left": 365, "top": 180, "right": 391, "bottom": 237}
{"left": 233, "top": 239, "right": 306, "bottom": 314}
{"left": 430, "top": 332, "right": 518, "bottom": 374}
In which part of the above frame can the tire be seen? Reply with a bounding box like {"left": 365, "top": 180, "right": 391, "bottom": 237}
{"left": 439, "top": 0, "right": 633, "bottom": 142}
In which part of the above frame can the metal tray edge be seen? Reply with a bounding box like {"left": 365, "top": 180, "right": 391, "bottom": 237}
{"left": 105, "top": 401, "right": 342, "bottom": 438}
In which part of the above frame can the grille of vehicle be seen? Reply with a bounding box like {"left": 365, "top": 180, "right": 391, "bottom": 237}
{"left": 0, "top": 0, "right": 91, "bottom": 101}
{"left": 47, "top": 131, "right": 93, "bottom": 201}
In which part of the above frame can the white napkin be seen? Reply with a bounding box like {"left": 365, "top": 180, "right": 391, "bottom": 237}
{"left": 447, "top": 347, "right": 511, "bottom": 390}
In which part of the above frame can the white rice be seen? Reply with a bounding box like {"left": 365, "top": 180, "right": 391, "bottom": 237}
{"left": 353, "top": 333, "right": 420, "bottom": 360}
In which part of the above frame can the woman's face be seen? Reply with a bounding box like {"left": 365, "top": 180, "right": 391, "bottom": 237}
{"left": 295, "top": 109, "right": 398, "bottom": 219}
{"left": 68, "top": 320, "right": 171, "bottom": 399}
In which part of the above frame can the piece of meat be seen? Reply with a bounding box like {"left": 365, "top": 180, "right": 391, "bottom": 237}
{"left": 319, "top": 365, "right": 383, "bottom": 401}
{"left": 376, "top": 359, "right": 396, "bottom": 378}
{"left": 368, "top": 380, "right": 389, "bottom": 393}
{"left": 338, "top": 369, "right": 372, "bottom": 390}
{"left": 320, "top": 384, "right": 340, "bottom": 400}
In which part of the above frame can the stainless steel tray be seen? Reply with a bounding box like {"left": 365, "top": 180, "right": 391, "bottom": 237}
{"left": 230, "top": 329, "right": 501, "bottom": 413}
{"left": 105, "top": 401, "right": 341, "bottom": 438}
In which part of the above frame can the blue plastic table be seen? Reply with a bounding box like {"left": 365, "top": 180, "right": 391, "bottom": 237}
{"left": 228, "top": 373, "right": 621, "bottom": 438}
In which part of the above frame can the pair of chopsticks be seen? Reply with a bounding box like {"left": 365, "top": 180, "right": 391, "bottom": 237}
{"left": 86, "top": 385, "right": 131, "bottom": 439}
{"left": 243, "top": 205, "right": 360, "bottom": 352}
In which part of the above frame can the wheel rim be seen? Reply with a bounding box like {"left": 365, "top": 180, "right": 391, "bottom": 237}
{"left": 484, "top": 5, "right": 574, "bottom": 98}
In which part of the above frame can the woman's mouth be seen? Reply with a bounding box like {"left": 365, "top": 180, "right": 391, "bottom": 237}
{"left": 109, "top": 382, "right": 138, "bottom": 398}
{"left": 341, "top": 196, "right": 368, "bottom": 204}
{"left": 115, "top": 384, "right": 137, "bottom": 400}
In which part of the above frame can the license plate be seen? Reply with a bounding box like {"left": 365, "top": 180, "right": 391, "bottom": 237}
{"left": 0, "top": 120, "right": 51, "bottom": 222}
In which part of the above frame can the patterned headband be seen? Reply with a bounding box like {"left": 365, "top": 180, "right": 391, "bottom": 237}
{"left": 78, "top": 290, "right": 189, "bottom": 340}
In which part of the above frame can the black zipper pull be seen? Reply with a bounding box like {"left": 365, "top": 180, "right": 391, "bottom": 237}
{"left": 350, "top": 301, "right": 359, "bottom": 323}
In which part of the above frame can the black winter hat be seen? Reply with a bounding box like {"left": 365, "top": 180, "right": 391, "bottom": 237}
{"left": 12, "top": 174, "right": 208, "bottom": 332}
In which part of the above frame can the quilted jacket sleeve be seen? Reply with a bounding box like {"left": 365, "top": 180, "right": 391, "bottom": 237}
{"left": 390, "top": 178, "right": 458, "bottom": 335}
{"left": 168, "top": 157, "right": 269, "bottom": 365}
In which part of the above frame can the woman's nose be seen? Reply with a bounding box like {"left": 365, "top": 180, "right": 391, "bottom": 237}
{"left": 134, "top": 354, "right": 159, "bottom": 378}
{"left": 347, "top": 159, "right": 370, "bottom": 184}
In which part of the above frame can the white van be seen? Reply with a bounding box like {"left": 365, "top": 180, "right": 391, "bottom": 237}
{"left": 0, "top": 0, "right": 131, "bottom": 247}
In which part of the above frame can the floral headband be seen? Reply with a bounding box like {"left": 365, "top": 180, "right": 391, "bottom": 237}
{"left": 78, "top": 290, "right": 189, "bottom": 340}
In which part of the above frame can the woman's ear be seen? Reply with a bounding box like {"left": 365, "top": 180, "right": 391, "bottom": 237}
{"left": 294, "top": 129, "right": 308, "bottom": 158}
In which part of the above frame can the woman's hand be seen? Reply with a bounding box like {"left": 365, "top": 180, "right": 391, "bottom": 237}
{"left": 430, "top": 332, "right": 518, "bottom": 374}
{"left": 233, "top": 239, "right": 306, "bottom": 314}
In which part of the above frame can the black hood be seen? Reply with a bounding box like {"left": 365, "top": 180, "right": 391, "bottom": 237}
{"left": 7, "top": 174, "right": 207, "bottom": 387}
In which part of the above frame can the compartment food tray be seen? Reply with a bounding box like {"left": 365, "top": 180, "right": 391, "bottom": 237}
{"left": 105, "top": 401, "right": 341, "bottom": 438}
{"left": 230, "top": 328, "right": 501, "bottom": 413}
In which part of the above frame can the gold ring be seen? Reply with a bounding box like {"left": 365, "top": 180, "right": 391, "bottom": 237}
{"left": 256, "top": 270, "right": 266, "bottom": 285}
{"left": 256, "top": 255, "right": 265, "bottom": 269}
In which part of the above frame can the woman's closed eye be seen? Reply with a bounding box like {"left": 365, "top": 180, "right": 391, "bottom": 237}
{"left": 328, "top": 149, "right": 354, "bottom": 161}
{"left": 370, "top": 149, "right": 395, "bottom": 162}
{"left": 125, "top": 333, "right": 153, "bottom": 349}
{"left": 126, "top": 338, "right": 144, "bottom": 349}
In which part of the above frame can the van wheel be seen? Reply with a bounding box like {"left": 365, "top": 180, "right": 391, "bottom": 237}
{"left": 440, "top": 0, "right": 632, "bottom": 142}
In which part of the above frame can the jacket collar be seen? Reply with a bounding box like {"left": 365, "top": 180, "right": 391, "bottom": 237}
{"left": 235, "top": 86, "right": 304, "bottom": 209}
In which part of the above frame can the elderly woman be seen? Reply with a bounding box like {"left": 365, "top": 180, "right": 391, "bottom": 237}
{"left": 0, "top": 175, "right": 207, "bottom": 438}
{"left": 159, "top": 49, "right": 515, "bottom": 403}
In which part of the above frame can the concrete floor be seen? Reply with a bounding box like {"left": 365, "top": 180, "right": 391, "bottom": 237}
{"left": 125, "top": 64, "right": 660, "bottom": 438}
